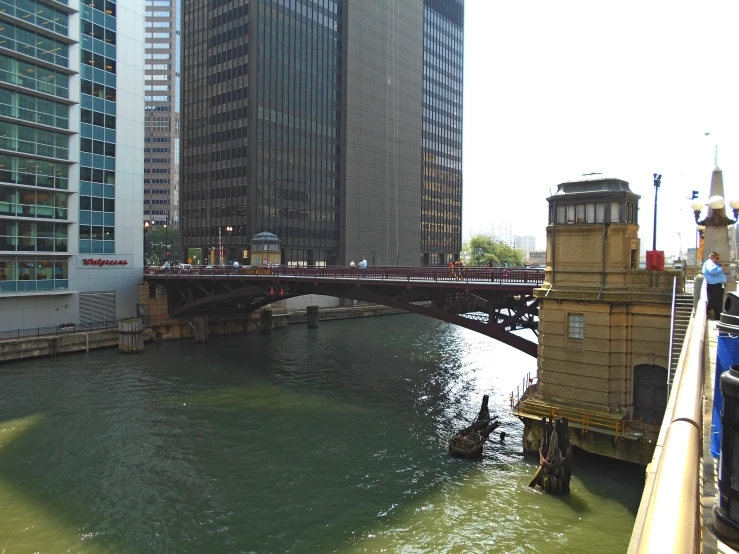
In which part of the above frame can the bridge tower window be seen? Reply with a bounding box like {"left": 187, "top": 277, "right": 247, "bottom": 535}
{"left": 568, "top": 313, "right": 584, "bottom": 339}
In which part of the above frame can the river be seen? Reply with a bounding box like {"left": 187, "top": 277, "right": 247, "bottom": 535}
{"left": 0, "top": 314, "right": 642, "bottom": 553}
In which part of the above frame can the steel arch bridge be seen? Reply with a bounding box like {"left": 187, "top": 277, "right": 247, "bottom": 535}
{"left": 144, "top": 266, "right": 544, "bottom": 357}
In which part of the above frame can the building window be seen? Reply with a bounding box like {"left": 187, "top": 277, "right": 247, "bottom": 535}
{"left": 568, "top": 313, "right": 584, "bottom": 339}
{"left": 586, "top": 203, "right": 595, "bottom": 223}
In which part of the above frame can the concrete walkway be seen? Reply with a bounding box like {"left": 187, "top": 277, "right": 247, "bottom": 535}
{"left": 702, "top": 321, "right": 738, "bottom": 554}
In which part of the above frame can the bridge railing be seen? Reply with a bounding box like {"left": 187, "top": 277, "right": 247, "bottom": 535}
{"left": 145, "top": 264, "right": 546, "bottom": 285}
{"left": 628, "top": 282, "right": 706, "bottom": 553}
{"left": 511, "top": 389, "right": 657, "bottom": 440}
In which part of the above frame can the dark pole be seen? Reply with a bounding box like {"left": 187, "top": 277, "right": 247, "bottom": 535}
{"left": 165, "top": 211, "right": 168, "bottom": 262}
{"left": 652, "top": 173, "right": 662, "bottom": 250}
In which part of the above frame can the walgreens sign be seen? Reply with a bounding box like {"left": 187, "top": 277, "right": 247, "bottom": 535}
{"left": 77, "top": 255, "right": 133, "bottom": 269}
{"left": 83, "top": 258, "right": 128, "bottom": 267}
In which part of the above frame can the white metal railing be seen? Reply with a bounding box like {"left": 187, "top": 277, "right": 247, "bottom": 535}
{"left": 629, "top": 282, "right": 706, "bottom": 553}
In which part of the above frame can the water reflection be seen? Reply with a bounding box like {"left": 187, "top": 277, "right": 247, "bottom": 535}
{"left": 0, "top": 315, "right": 642, "bottom": 553}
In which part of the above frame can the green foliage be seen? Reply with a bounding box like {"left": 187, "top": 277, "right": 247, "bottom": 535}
{"left": 145, "top": 226, "right": 181, "bottom": 263}
{"left": 463, "top": 235, "right": 524, "bottom": 267}
{"left": 148, "top": 253, "right": 160, "bottom": 266}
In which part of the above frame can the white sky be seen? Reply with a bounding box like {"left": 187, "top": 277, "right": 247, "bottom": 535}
{"left": 462, "top": 0, "right": 739, "bottom": 256}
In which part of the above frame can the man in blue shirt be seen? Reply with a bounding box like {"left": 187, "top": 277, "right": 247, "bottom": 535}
{"left": 703, "top": 251, "right": 727, "bottom": 320}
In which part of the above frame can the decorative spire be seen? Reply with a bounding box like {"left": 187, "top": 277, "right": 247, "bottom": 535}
{"left": 707, "top": 166, "right": 726, "bottom": 218}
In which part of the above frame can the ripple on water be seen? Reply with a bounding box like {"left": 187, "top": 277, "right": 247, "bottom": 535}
{"left": 0, "top": 315, "right": 642, "bottom": 553}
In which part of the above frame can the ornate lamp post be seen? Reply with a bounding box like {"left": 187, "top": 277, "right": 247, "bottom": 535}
{"left": 691, "top": 167, "right": 739, "bottom": 265}
{"left": 652, "top": 173, "right": 662, "bottom": 251}
{"left": 143, "top": 221, "right": 150, "bottom": 263}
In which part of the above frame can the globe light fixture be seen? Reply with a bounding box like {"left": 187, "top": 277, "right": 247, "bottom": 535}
{"left": 709, "top": 196, "right": 726, "bottom": 210}
{"left": 692, "top": 195, "right": 739, "bottom": 224}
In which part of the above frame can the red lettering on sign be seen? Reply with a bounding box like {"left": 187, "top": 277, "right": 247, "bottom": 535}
{"left": 82, "top": 258, "right": 129, "bottom": 267}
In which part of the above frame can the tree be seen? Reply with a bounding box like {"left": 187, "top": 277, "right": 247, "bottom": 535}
{"left": 463, "top": 235, "right": 524, "bottom": 267}
{"left": 147, "top": 226, "right": 181, "bottom": 264}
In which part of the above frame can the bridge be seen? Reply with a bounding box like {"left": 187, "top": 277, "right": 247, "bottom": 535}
{"left": 144, "top": 266, "right": 545, "bottom": 357}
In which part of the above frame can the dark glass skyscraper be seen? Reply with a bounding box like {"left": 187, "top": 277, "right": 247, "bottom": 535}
{"left": 181, "top": 0, "right": 462, "bottom": 267}
{"left": 421, "top": 0, "right": 463, "bottom": 266}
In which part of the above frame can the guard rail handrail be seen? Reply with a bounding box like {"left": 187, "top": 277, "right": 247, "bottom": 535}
{"left": 630, "top": 281, "right": 706, "bottom": 553}
{"left": 144, "top": 265, "right": 546, "bottom": 285}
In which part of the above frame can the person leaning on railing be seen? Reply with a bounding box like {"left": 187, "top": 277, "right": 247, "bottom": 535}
{"left": 703, "top": 251, "right": 727, "bottom": 320}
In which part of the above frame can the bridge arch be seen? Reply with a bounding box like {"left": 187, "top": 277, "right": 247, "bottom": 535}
{"left": 146, "top": 266, "right": 543, "bottom": 357}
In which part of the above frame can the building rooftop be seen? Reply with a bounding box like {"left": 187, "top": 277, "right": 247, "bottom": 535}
{"left": 251, "top": 232, "right": 280, "bottom": 243}
{"left": 551, "top": 174, "right": 639, "bottom": 199}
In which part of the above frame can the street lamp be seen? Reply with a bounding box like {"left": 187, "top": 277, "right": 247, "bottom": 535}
{"left": 652, "top": 173, "right": 662, "bottom": 251}
{"left": 691, "top": 166, "right": 739, "bottom": 265}
{"left": 163, "top": 220, "right": 168, "bottom": 262}
{"left": 143, "top": 221, "right": 150, "bottom": 263}
{"left": 692, "top": 196, "right": 739, "bottom": 225}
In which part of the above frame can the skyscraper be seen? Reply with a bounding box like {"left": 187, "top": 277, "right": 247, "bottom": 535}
{"left": 513, "top": 235, "right": 536, "bottom": 255}
{"left": 421, "top": 0, "right": 463, "bottom": 266}
{"left": 144, "top": 0, "right": 180, "bottom": 228}
{"left": 180, "top": 0, "right": 463, "bottom": 267}
{"left": 0, "top": 0, "right": 144, "bottom": 331}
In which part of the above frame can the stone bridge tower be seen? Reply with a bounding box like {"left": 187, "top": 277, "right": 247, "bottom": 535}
{"left": 522, "top": 174, "right": 683, "bottom": 463}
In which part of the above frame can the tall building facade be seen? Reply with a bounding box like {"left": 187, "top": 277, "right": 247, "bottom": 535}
{"left": 513, "top": 235, "right": 536, "bottom": 255}
{"left": 181, "top": 0, "right": 463, "bottom": 267}
{"left": 493, "top": 221, "right": 513, "bottom": 246}
{"left": 421, "top": 0, "right": 463, "bottom": 266}
{"left": 0, "top": 0, "right": 144, "bottom": 331}
{"left": 144, "top": 0, "right": 180, "bottom": 228}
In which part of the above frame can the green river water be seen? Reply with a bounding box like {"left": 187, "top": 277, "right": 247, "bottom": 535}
{"left": 0, "top": 314, "right": 642, "bottom": 553}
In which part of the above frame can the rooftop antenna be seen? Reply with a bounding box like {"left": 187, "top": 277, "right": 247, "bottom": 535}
{"left": 705, "top": 132, "right": 717, "bottom": 166}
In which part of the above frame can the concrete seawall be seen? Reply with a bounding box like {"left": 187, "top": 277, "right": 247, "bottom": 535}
{"left": 0, "top": 305, "right": 407, "bottom": 364}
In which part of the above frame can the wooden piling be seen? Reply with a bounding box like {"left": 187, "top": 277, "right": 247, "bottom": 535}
{"left": 118, "top": 319, "right": 144, "bottom": 353}
{"left": 529, "top": 415, "right": 572, "bottom": 494}
{"left": 192, "top": 316, "right": 209, "bottom": 343}
{"left": 307, "top": 305, "right": 319, "bottom": 329}
{"left": 48, "top": 337, "right": 59, "bottom": 358}
{"left": 260, "top": 310, "right": 273, "bottom": 335}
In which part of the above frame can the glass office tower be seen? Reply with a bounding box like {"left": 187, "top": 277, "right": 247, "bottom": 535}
{"left": 0, "top": 0, "right": 144, "bottom": 331}
{"left": 144, "top": 0, "right": 180, "bottom": 228}
{"left": 421, "top": 0, "right": 463, "bottom": 266}
{"left": 181, "top": 0, "right": 463, "bottom": 267}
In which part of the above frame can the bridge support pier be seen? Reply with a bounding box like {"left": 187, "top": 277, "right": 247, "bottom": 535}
{"left": 192, "top": 316, "right": 209, "bottom": 343}
{"left": 119, "top": 319, "right": 144, "bottom": 353}
{"left": 307, "top": 305, "right": 319, "bottom": 329}
{"left": 260, "top": 310, "right": 273, "bottom": 335}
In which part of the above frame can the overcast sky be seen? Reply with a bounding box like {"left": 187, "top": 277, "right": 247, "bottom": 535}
{"left": 462, "top": 0, "right": 739, "bottom": 256}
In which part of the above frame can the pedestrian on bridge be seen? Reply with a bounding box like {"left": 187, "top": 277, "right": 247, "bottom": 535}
{"left": 350, "top": 259, "right": 355, "bottom": 269}
{"left": 360, "top": 257, "right": 367, "bottom": 277}
{"left": 703, "top": 251, "right": 727, "bottom": 320}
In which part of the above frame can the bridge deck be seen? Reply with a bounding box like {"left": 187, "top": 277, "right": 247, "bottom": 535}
{"left": 145, "top": 266, "right": 544, "bottom": 290}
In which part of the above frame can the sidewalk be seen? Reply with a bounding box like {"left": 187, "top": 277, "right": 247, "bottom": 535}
{"left": 702, "top": 321, "right": 738, "bottom": 553}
